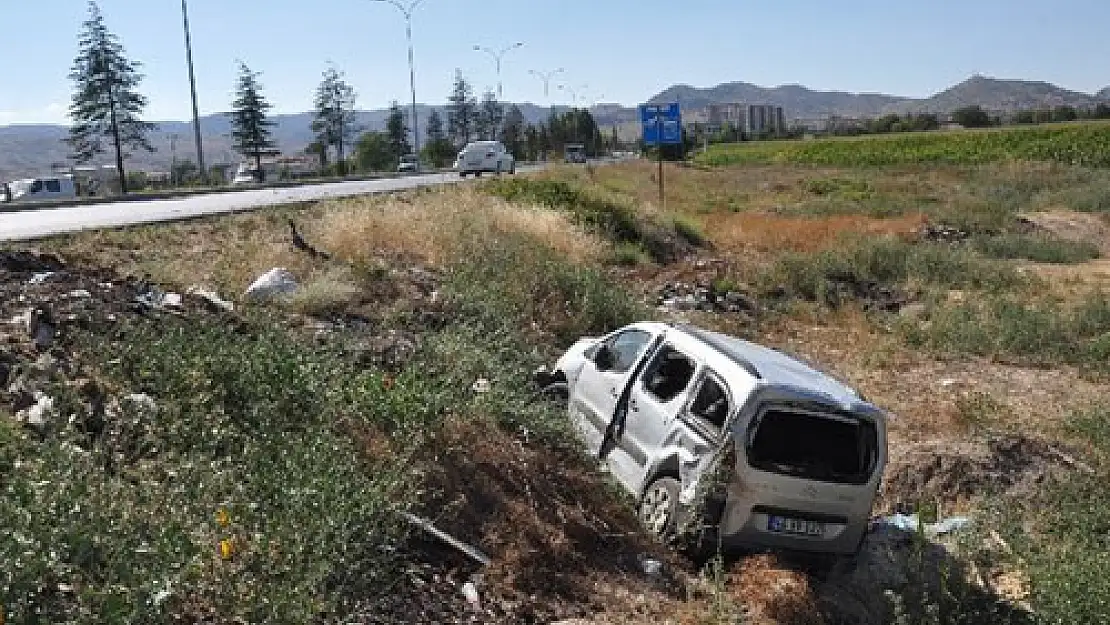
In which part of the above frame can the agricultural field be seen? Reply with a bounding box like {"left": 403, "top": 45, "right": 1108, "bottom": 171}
{"left": 3, "top": 129, "right": 1110, "bottom": 624}
{"left": 699, "top": 121, "right": 1110, "bottom": 169}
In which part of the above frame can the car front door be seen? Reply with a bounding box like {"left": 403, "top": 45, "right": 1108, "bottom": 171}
{"left": 569, "top": 328, "right": 658, "bottom": 456}
{"left": 606, "top": 344, "right": 700, "bottom": 492}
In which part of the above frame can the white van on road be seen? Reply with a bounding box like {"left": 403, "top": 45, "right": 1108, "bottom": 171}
{"left": 1, "top": 176, "right": 78, "bottom": 204}
{"left": 538, "top": 321, "right": 888, "bottom": 559}
{"left": 454, "top": 141, "right": 515, "bottom": 177}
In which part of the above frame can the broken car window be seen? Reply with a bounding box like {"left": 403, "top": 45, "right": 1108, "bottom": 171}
{"left": 642, "top": 346, "right": 696, "bottom": 403}
{"left": 690, "top": 375, "right": 730, "bottom": 430}
{"left": 603, "top": 329, "right": 652, "bottom": 373}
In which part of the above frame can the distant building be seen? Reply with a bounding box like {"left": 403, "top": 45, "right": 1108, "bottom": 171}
{"left": 707, "top": 103, "right": 746, "bottom": 128}
{"left": 745, "top": 104, "right": 786, "bottom": 136}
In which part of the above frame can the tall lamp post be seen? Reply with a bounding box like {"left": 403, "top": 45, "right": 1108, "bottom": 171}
{"left": 180, "top": 0, "right": 205, "bottom": 183}
{"left": 473, "top": 42, "right": 524, "bottom": 101}
{"left": 528, "top": 68, "right": 564, "bottom": 100}
{"left": 370, "top": 0, "right": 426, "bottom": 160}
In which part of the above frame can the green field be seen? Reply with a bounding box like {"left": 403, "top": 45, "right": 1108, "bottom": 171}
{"left": 699, "top": 122, "right": 1110, "bottom": 168}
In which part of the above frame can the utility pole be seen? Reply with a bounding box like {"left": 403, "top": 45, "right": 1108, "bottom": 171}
{"left": 528, "top": 68, "right": 564, "bottom": 99}
{"left": 473, "top": 42, "right": 524, "bottom": 101}
{"left": 181, "top": 0, "right": 206, "bottom": 183}
{"left": 371, "top": 0, "right": 426, "bottom": 164}
{"left": 170, "top": 133, "right": 179, "bottom": 186}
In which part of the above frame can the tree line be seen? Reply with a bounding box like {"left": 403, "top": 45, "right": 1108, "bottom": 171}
{"left": 64, "top": 2, "right": 614, "bottom": 193}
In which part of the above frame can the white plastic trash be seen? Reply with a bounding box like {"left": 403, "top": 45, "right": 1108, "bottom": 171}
{"left": 244, "top": 268, "right": 298, "bottom": 303}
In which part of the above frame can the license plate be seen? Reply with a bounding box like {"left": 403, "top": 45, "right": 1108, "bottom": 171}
{"left": 768, "top": 515, "right": 825, "bottom": 537}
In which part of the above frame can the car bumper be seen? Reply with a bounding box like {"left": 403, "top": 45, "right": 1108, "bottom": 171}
{"left": 714, "top": 498, "right": 870, "bottom": 556}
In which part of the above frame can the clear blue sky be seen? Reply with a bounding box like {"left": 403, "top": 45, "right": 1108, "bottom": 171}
{"left": 1, "top": 0, "right": 1108, "bottom": 125}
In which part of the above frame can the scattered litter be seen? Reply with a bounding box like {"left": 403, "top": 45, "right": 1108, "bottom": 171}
{"left": 637, "top": 554, "right": 663, "bottom": 577}
{"left": 124, "top": 393, "right": 158, "bottom": 414}
{"left": 17, "top": 394, "right": 55, "bottom": 427}
{"left": 29, "top": 272, "right": 54, "bottom": 284}
{"left": 66, "top": 289, "right": 91, "bottom": 299}
{"left": 461, "top": 581, "right": 481, "bottom": 611}
{"left": 471, "top": 378, "right": 491, "bottom": 394}
{"left": 244, "top": 268, "right": 298, "bottom": 303}
{"left": 939, "top": 378, "right": 959, "bottom": 388}
{"left": 878, "top": 513, "right": 972, "bottom": 536}
{"left": 28, "top": 307, "right": 55, "bottom": 350}
{"left": 162, "top": 293, "right": 183, "bottom": 308}
{"left": 400, "top": 512, "right": 491, "bottom": 566}
{"left": 187, "top": 286, "right": 235, "bottom": 312}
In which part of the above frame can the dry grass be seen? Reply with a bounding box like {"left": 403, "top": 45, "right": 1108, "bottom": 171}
{"left": 34, "top": 187, "right": 606, "bottom": 301}
{"left": 702, "top": 211, "right": 927, "bottom": 255}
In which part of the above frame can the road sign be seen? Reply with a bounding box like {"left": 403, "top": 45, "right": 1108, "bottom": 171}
{"left": 640, "top": 103, "right": 682, "bottom": 145}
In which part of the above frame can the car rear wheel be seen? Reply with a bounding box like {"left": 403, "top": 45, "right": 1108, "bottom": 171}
{"left": 640, "top": 477, "right": 681, "bottom": 541}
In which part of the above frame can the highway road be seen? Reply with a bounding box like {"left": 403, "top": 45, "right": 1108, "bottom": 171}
{"left": 0, "top": 168, "right": 536, "bottom": 242}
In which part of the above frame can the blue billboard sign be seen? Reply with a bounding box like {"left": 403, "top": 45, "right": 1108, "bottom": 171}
{"left": 640, "top": 102, "right": 682, "bottom": 145}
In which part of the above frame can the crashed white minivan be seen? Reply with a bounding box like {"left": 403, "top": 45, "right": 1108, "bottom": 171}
{"left": 539, "top": 322, "right": 887, "bottom": 558}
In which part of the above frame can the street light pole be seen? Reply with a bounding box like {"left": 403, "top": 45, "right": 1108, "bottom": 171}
{"left": 528, "top": 68, "right": 564, "bottom": 99}
{"left": 473, "top": 42, "right": 524, "bottom": 101}
{"left": 370, "top": 0, "right": 426, "bottom": 161}
{"left": 181, "top": 0, "right": 205, "bottom": 183}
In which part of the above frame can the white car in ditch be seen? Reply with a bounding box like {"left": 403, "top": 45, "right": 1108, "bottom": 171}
{"left": 537, "top": 321, "right": 888, "bottom": 558}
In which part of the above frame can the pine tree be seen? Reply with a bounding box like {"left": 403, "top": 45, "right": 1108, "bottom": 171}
{"left": 386, "top": 101, "right": 412, "bottom": 163}
{"left": 312, "top": 66, "right": 358, "bottom": 176}
{"left": 476, "top": 91, "right": 504, "bottom": 141}
{"left": 230, "top": 62, "right": 276, "bottom": 182}
{"left": 446, "top": 70, "right": 476, "bottom": 147}
{"left": 422, "top": 110, "right": 455, "bottom": 168}
{"left": 500, "top": 105, "right": 525, "bottom": 156}
{"left": 67, "top": 1, "right": 154, "bottom": 195}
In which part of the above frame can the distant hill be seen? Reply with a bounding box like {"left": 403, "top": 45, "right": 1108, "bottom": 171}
{"left": 648, "top": 75, "right": 1110, "bottom": 119}
{"left": 896, "top": 76, "right": 1107, "bottom": 114}
{"left": 649, "top": 83, "right": 907, "bottom": 118}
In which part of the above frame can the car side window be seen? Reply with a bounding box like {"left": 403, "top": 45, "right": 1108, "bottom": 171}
{"left": 45, "top": 179, "right": 62, "bottom": 193}
{"left": 690, "top": 374, "right": 731, "bottom": 431}
{"left": 602, "top": 329, "right": 652, "bottom": 373}
{"left": 642, "top": 346, "right": 697, "bottom": 403}
{"left": 30, "top": 180, "right": 43, "bottom": 193}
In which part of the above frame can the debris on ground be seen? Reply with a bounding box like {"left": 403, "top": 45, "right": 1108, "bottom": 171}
{"left": 244, "top": 267, "right": 299, "bottom": 302}
{"left": 877, "top": 513, "right": 973, "bottom": 536}
{"left": 919, "top": 222, "right": 972, "bottom": 244}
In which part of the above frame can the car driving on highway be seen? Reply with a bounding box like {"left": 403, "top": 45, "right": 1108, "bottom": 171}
{"left": 537, "top": 321, "right": 888, "bottom": 560}
{"left": 454, "top": 141, "right": 515, "bottom": 177}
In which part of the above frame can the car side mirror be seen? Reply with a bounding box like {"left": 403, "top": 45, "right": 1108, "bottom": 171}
{"left": 593, "top": 345, "right": 615, "bottom": 371}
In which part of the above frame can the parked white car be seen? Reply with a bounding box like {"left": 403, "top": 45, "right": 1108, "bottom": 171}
{"left": 1, "top": 176, "right": 78, "bottom": 204}
{"left": 454, "top": 141, "right": 515, "bottom": 177}
{"left": 537, "top": 321, "right": 887, "bottom": 559}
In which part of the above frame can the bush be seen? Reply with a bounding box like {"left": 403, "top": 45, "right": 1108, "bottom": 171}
{"left": 766, "top": 235, "right": 1026, "bottom": 304}
{"left": 903, "top": 293, "right": 1110, "bottom": 370}
{"left": 672, "top": 215, "right": 707, "bottom": 247}
{"left": 0, "top": 319, "right": 422, "bottom": 623}
{"left": 483, "top": 177, "right": 697, "bottom": 263}
{"left": 973, "top": 233, "right": 1100, "bottom": 264}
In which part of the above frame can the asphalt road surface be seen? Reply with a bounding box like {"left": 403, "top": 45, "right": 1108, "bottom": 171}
{"left": 0, "top": 168, "right": 536, "bottom": 242}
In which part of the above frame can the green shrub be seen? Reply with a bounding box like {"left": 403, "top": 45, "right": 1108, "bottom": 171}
{"left": 905, "top": 294, "right": 1110, "bottom": 370}
{"left": 484, "top": 177, "right": 697, "bottom": 263}
{"left": 611, "top": 242, "right": 652, "bottom": 266}
{"left": 0, "top": 319, "right": 421, "bottom": 623}
{"left": 973, "top": 233, "right": 1100, "bottom": 264}
{"left": 672, "top": 215, "right": 707, "bottom": 247}
{"left": 766, "top": 235, "right": 1026, "bottom": 304}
